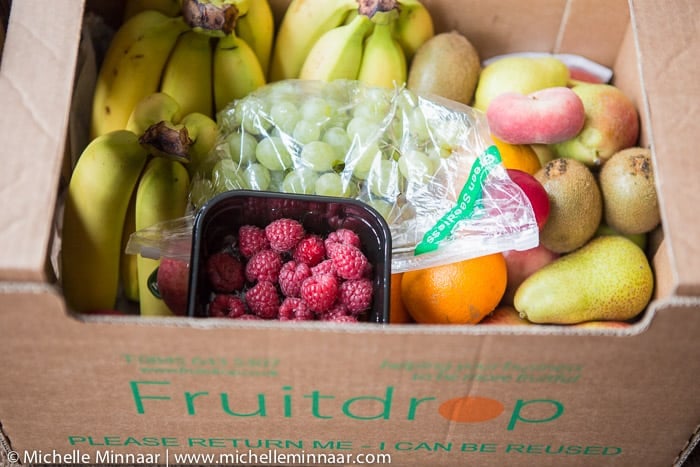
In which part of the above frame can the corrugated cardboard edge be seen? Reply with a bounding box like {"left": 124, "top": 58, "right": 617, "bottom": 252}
{"left": 675, "top": 424, "right": 700, "bottom": 467}
{"left": 0, "top": 0, "right": 84, "bottom": 282}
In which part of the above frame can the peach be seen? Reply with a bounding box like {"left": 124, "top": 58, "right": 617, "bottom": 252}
{"left": 486, "top": 87, "right": 585, "bottom": 145}
{"left": 502, "top": 244, "right": 560, "bottom": 306}
{"left": 156, "top": 257, "right": 190, "bottom": 316}
{"left": 551, "top": 83, "right": 639, "bottom": 167}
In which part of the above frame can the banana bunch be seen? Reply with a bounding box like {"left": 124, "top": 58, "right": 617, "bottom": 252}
{"left": 63, "top": 93, "right": 217, "bottom": 315}
{"left": 269, "top": 0, "right": 434, "bottom": 88}
{"left": 91, "top": 0, "right": 273, "bottom": 139}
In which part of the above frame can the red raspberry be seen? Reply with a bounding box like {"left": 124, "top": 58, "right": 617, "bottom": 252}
{"left": 300, "top": 274, "right": 338, "bottom": 313}
{"left": 278, "top": 260, "right": 312, "bottom": 298}
{"left": 265, "top": 218, "right": 306, "bottom": 253}
{"left": 293, "top": 234, "right": 326, "bottom": 266}
{"left": 209, "top": 294, "right": 247, "bottom": 318}
{"left": 338, "top": 278, "right": 373, "bottom": 315}
{"left": 245, "top": 249, "right": 283, "bottom": 283}
{"left": 279, "top": 297, "right": 314, "bottom": 321}
{"left": 326, "top": 242, "right": 369, "bottom": 280}
{"left": 238, "top": 225, "right": 269, "bottom": 259}
{"left": 318, "top": 303, "right": 350, "bottom": 321}
{"left": 245, "top": 281, "right": 280, "bottom": 319}
{"left": 327, "top": 314, "right": 359, "bottom": 323}
{"left": 206, "top": 252, "right": 245, "bottom": 292}
{"left": 310, "top": 259, "right": 335, "bottom": 277}
{"left": 325, "top": 228, "right": 361, "bottom": 249}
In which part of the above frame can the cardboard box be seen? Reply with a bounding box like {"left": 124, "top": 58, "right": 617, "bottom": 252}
{"left": 1, "top": 0, "right": 700, "bottom": 465}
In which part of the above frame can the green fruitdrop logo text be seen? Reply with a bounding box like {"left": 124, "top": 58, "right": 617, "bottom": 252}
{"left": 130, "top": 380, "right": 564, "bottom": 430}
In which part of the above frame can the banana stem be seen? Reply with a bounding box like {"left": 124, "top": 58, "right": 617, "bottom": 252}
{"left": 181, "top": 0, "right": 244, "bottom": 35}
{"left": 358, "top": 0, "right": 398, "bottom": 18}
{"left": 139, "top": 121, "right": 193, "bottom": 163}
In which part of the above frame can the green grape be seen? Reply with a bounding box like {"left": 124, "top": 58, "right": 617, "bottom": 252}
{"left": 293, "top": 119, "right": 322, "bottom": 144}
{"left": 281, "top": 168, "right": 318, "bottom": 194}
{"left": 244, "top": 163, "right": 271, "bottom": 191}
{"left": 300, "top": 140, "right": 341, "bottom": 172}
{"left": 301, "top": 97, "right": 334, "bottom": 125}
{"left": 270, "top": 100, "right": 300, "bottom": 134}
{"left": 226, "top": 130, "right": 258, "bottom": 166}
{"left": 255, "top": 136, "right": 293, "bottom": 171}
{"left": 367, "top": 159, "right": 400, "bottom": 199}
{"left": 352, "top": 89, "right": 392, "bottom": 123}
{"left": 314, "top": 172, "right": 355, "bottom": 197}
{"left": 322, "top": 127, "right": 351, "bottom": 158}
{"left": 346, "top": 116, "right": 382, "bottom": 143}
{"left": 267, "top": 81, "right": 299, "bottom": 102}
{"left": 366, "top": 198, "right": 394, "bottom": 221}
{"left": 398, "top": 149, "right": 436, "bottom": 183}
{"left": 347, "top": 142, "right": 381, "bottom": 179}
{"left": 239, "top": 97, "right": 272, "bottom": 136}
{"left": 407, "top": 107, "right": 431, "bottom": 143}
{"left": 212, "top": 159, "right": 250, "bottom": 191}
{"left": 189, "top": 178, "right": 215, "bottom": 209}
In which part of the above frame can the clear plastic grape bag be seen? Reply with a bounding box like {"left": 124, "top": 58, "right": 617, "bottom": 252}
{"left": 186, "top": 79, "right": 538, "bottom": 272}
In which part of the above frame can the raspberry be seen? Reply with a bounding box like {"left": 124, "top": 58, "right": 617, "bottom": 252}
{"left": 325, "top": 228, "right": 361, "bottom": 249}
{"left": 245, "top": 249, "right": 283, "bottom": 283}
{"left": 300, "top": 274, "right": 338, "bottom": 313}
{"left": 209, "top": 294, "right": 247, "bottom": 318}
{"left": 318, "top": 303, "right": 350, "bottom": 321}
{"left": 293, "top": 234, "right": 326, "bottom": 266}
{"left": 327, "top": 314, "right": 359, "bottom": 323}
{"left": 279, "top": 297, "right": 314, "bottom": 321}
{"left": 238, "top": 225, "right": 269, "bottom": 259}
{"left": 311, "top": 259, "right": 335, "bottom": 277}
{"left": 245, "top": 281, "right": 280, "bottom": 319}
{"left": 265, "top": 218, "right": 306, "bottom": 253}
{"left": 206, "top": 252, "right": 245, "bottom": 292}
{"left": 338, "top": 278, "right": 373, "bottom": 315}
{"left": 278, "top": 260, "right": 312, "bottom": 298}
{"left": 326, "top": 242, "right": 369, "bottom": 280}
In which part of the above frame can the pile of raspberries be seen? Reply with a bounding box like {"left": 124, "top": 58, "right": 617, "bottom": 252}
{"left": 204, "top": 218, "right": 374, "bottom": 322}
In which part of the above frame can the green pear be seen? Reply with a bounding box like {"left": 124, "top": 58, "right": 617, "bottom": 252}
{"left": 514, "top": 235, "right": 653, "bottom": 324}
{"left": 473, "top": 56, "right": 570, "bottom": 111}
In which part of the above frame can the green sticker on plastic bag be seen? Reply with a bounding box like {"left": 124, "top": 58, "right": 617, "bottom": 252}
{"left": 415, "top": 145, "right": 502, "bottom": 255}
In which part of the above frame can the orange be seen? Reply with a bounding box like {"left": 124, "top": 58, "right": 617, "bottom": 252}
{"left": 389, "top": 273, "right": 414, "bottom": 324}
{"left": 401, "top": 253, "right": 507, "bottom": 325}
{"left": 491, "top": 134, "right": 541, "bottom": 175}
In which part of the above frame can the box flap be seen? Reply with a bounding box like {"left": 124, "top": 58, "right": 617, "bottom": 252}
{"left": 631, "top": 0, "right": 700, "bottom": 296}
{"left": 0, "top": 0, "right": 84, "bottom": 281}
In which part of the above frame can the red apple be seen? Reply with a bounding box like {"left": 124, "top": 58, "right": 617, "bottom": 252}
{"left": 502, "top": 243, "right": 560, "bottom": 306}
{"left": 486, "top": 87, "right": 586, "bottom": 145}
{"left": 156, "top": 257, "right": 190, "bottom": 316}
{"left": 507, "top": 168, "right": 550, "bottom": 230}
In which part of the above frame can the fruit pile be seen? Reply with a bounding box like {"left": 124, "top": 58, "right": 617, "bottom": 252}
{"left": 197, "top": 218, "right": 375, "bottom": 322}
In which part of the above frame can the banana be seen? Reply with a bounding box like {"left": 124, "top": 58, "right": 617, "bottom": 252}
{"left": 90, "top": 10, "right": 190, "bottom": 139}
{"left": 126, "top": 92, "right": 182, "bottom": 136}
{"left": 357, "top": 11, "right": 407, "bottom": 88}
{"left": 268, "top": 0, "right": 359, "bottom": 81}
{"left": 234, "top": 0, "right": 275, "bottom": 76}
{"left": 122, "top": 0, "right": 181, "bottom": 21}
{"left": 394, "top": 0, "right": 434, "bottom": 62}
{"left": 61, "top": 130, "right": 149, "bottom": 312}
{"left": 213, "top": 32, "right": 266, "bottom": 113}
{"left": 299, "top": 13, "right": 373, "bottom": 82}
{"left": 135, "top": 157, "right": 191, "bottom": 316}
{"left": 120, "top": 190, "right": 140, "bottom": 302}
{"left": 160, "top": 30, "right": 215, "bottom": 118}
{"left": 180, "top": 112, "right": 218, "bottom": 177}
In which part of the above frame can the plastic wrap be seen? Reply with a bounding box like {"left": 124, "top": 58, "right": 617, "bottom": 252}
{"left": 130, "top": 79, "right": 539, "bottom": 272}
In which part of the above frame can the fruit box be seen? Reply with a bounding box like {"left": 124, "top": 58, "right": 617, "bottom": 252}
{"left": 0, "top": 0, "right": 699, "bottom": 466}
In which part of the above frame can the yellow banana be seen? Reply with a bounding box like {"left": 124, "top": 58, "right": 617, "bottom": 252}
{"left": 123, "top": 0, "right": 181, "bottom": 21}
{"left": 213, "top": 32, "right": 266, "bottom": 113}
{"left": 61, "top": 130, "right": 149, "bottom": 312}
{"left": 299, "top": 12, "right": 373, "bottom": 82}
{"left": 120, "top": 190, "right": 140, "bottom": 302}
{"left": 125, "top": 92, "right": 182, "bottom": 136}
{"left": 357, "top": 11, "right": 407, "bottom": 88}
{"left": 180, "top": 112, "right": 218, "bottom": 177}
{"left": 135, "top": 157, "right": 191, "bottom": 316}
{"left": 269, "top": 0, "right": 359, "bottom": 81}
{"left": 160, "top": 30, "right": 215, "bottom": 118}
{"left": 394, "top": 0, "right": 434, "bottom": 62}
{"left": 234, "top": 0, "right": 275, "bottom": 76}
{"left": 90, "top": 10, "right": 190, "bottom": 139}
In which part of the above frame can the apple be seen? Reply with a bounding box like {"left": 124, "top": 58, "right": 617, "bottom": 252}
{"left": 473, "top": 56, "right": 570, "bottom": 111}
{"left": 501, "top": 244, "right": 560, "bottom": 306}
{"left": 507, "top": 168, "right": 550, "bottom": 230}
{"left": 486, "top": 87, "right": 585, "bottom": 145}
{"left": 156, "top": 257, "right": 190, "bottom": 316}
{"left": 551, "top": 83, "right": 639, "bottom": 167}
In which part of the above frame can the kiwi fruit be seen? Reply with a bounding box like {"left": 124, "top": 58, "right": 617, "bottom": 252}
{"left": 534, "top": 158, "right": 602, "bottom": 253}
{"left": 599, "top": 147, "right": 660, "bottom": 235}
{"left": 407, "top": 31, "right": 481, "bottom": 106}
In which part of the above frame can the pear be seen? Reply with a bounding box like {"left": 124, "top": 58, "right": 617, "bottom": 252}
{"left": 514, "top": 236, "right": 653, "bottom": 324}
{"left": 473, "top": 56, "right": 570, "bottom": 111}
